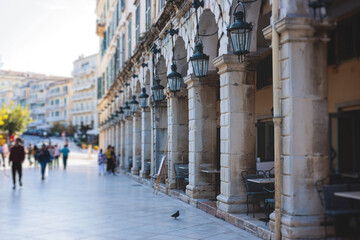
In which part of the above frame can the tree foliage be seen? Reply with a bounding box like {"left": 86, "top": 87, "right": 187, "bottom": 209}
{"left": 0, "top": 103, "right": 33, "bottom": 136}
{"left": 50, "top": 122, "right": 67, "bottom": 134}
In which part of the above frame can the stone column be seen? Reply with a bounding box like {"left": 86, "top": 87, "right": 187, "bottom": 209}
{"left": 131, "top": 113, "right": 142, "bottom": 175}
{"left": 140, "top": 108, "right": 151, "bottom": 178}
{"left": 184, "top": 74, "right": 218, "bottom": 199}
{"left": 264, "top": 18, "right": 329, "bottom": 239}
{"left": 213, "top": 54, "right": 256, "bottom": 213}
{"left": 167, "top": 90, "right": 189, "bottom": 189}
{"left": 124, "top": 117, "right": 133, "bottom": 171}
{"left": 119, "top": 121, "right": 125, "bottom": 169}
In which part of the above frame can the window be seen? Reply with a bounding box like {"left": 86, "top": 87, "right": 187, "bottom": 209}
{"left": 136, "top": 3, "right": 140, "bottom": 43}
{"left": 256, "top": 54, "right": 272, "bottom": 90}
{"left": 64, "top": 110, "right": 67, "bottom": 117}
{"left": 328, "top": 11, "right": 360, "bottom": 65}
{"left": 329, "top": 110, "right": 360, "bottom": 176}
{"left": 158, "top": 0, "right": 165, "bottom": 14}
{"left": 146, "top": 0, "right": 152, "bottom": 31}
{"left": 121, "top": 0, "right": 125, "bottom": 11}
{"left": 51, "top": 100, "right": 54, "bottom": 105}
{"left": 256, "top": 121, "right": 274, "bottom": 162}
{"left": 128, "top": 17, "right": 132, "bottom": 58}
{"left": 121, "top": 33, "right": 125, "bottom": 66}
{"left": 55, "top": 99, "right": 60, "bottom": 105}
{"left": 64, "top": 98, "right": 67, "bottom": 105}
{"left": 97, "top": 77, "right": 102, "bottom": 99}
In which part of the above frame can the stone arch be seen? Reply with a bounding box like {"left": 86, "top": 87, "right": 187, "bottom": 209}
{"left": 198, "top": 9, "right": 219, "bottom": 71}
{"left": 173, "top": 37, "right": 188, "bottom": 78}
{"left": 135, "top": 79, "right": 141, "bottom": 94}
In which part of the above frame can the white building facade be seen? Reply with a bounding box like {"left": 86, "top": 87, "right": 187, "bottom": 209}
{"left": 71, "top": 54, "right": 99, "bottom": 135}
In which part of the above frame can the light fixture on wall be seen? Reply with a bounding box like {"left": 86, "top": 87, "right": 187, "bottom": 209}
{"left": 307, "top": 0, "right": 331, "bottom": 21}
{"left": 138, "top": 88, "right": 149, "bottom": 108}
{"left": 166, "top": 27, "right": 182, "bottom": 95}
{"left": 190, "top": 0, "right": 209, "bottom": 78}
{"left": 123, "top": 101, "right": 131, "bottom": 117}
{"left": 117, "top": 107, "right": 124, "bottom": 121}
{"left": 151, "top": 76, "right": 165, "bottom": 102}
{"left": 227, "top": 0, "right": 252, "bottom": 63}
{"left": 132, "top": 74, "right": 138, "bottom": 80}
{"left": 129, "top": 95, "right": 139, "bottom": 113}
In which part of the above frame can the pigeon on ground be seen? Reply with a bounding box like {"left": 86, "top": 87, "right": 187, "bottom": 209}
{"left": 171, "top": 211, "right": 180, "bottom": 220}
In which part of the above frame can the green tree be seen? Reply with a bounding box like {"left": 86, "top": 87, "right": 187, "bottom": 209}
{"left": 50, "top": 122, "right": 67, "bottom": 134}
{"left": 0, "top": 103, "right": 33, "bottom": 136}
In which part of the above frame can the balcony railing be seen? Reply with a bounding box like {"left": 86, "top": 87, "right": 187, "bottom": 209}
{"left": 47, "top": 116, "right": 67, "bottom": 122}
{"left": 72, "top": 83, "right": 95, "bottom": 92}
{"left": 72, "top": 93, "right": 96, "bottom": 101}
{"left": 46, "top": 104, "right": 67, "bottom": 110}
{"left": 71, "top": 108, "right": 94, "bottom": 114}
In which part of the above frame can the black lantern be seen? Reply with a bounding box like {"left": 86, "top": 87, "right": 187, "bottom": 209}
{"left": 129, "top": 95, "right": 139, "bottom": 113}
{"left": 117, "top": 107, "right": 124, "bottom": 121}
{"left": 123, "top": 102, "right": 131, "bottom": 117}
{"left": 227, "top": 1, "right": 252, "bottom": 63}
{"left": 151, "top": 76, "right": 164, "bottom": 101}
{"left": 308, "top": 0, "right": 331, "bottom": 21}
{"left": 190, "top": 39, "right": 209, "bottom": 78}
{"left": 132, "top": 74, "right": 138, "bottom": 79}
{"left": 138, "top": 88, "right": 149, "bottom": 108}
{"left": 167, "top": 62, "right": 182, "bottom": 94}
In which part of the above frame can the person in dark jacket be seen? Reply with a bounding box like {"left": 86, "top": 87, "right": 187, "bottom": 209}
{"left": 38, "top": 144, "right": 51, "bottom": 180}
{"left": 9, "top": 138, "right": 25, "bottom": 189}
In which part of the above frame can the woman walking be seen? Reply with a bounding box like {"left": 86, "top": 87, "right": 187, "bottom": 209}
{"left": 38, "top": 144, "right": 51, "bottom": 180}
{"left": 98, "top": 149, "right": 106, "bottom": 176}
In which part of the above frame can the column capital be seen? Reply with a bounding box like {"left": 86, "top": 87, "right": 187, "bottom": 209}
{"left": 263, "top": 17, "right": 332, "bottom": 43}
{"left": 213, "top": 54, "right": 247, "bottom": 75}
{"left": 184, "top": 71, "right": 218, "bottom": 89}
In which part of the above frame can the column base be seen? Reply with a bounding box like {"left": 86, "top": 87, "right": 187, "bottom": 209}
{"left": 216, "top": 194, "right": 247, "bottom": 213}
{"left": 269, "top": 212, "right": 330, "bottom": 239}
{"left": 186, "top": 184, "right": 216, "bottom": 199}
{"left": 131, "top": 168, "right": 139, "bottom": 175}
{"left": 139, "top": 170, "right": 148, "bottom": 178}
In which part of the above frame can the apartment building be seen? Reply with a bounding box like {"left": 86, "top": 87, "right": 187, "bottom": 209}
{"left": 71, "top": 54, "right": 98, "bottom": 134}
{"left": 46, "top": 79, "right": 73, "bottom": 127}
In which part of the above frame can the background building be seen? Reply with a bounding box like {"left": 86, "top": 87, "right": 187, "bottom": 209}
{"left": 71, "top": 54, "right": 99, "bottom": 136}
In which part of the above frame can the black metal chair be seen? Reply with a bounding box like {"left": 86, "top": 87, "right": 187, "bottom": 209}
{"left": 263, "top": 186, "right": 274, "bottom": 225}
{"left": 264, "top": 167, "right": 274, "bottom": 178}
{"left": 242, "top": 172, "right": 266, "bottom": 217}
{"left": 174, "top": 163, "right": 189, "bottom": 190}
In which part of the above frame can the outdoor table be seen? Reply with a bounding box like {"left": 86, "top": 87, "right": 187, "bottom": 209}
{"left": 247, "top": 178, "right": 275, "bottom": 184}
{"left": 201, "top": 169, "right": 220, "bottom": 199}
{"left": 334, "top": 191, "right": 360, "bottom": 200}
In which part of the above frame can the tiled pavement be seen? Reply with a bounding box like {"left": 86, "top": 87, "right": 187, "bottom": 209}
{"left": 0, "top": 156, "right": 260, "bottom": 240}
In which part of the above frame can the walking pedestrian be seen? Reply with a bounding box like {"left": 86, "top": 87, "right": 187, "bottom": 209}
{"left": 61, "top": 144, "right": 70, "bottom": 170}
{"left": 110, "top": 146, "right": 116, "bottom": 175}
{"left": 33, "top": 145, "right": 39, "bottom": 168}
{"left": 38, "top": 144, "right": 51, "bottom": 180}
{"left": 98, "top": 149, "right": 106, "bottom": 176}
{"left": 54, "top": 144, "right": 60, "bottom": 167}
{"left": 105, "top": 145, "right": 112, "bottom": 174}
{"left": 26, "top": 144, "right": 33, "bottom": 166}
{"left": 9, "top": 138, "right": 25, "bottom": 189}
{"left": 0, "top": 144, "right": 5, "bottom": 167}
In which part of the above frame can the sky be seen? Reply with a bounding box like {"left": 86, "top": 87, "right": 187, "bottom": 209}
{"left": 0, "top": 0, "right": 98, "bottom": 77}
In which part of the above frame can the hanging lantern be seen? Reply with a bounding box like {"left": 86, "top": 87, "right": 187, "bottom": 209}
{"left": 307, "top": 0, "right": 331, "bottom": 21}
{"left": 167, "top": 62, "right": 182, "bottom": 93}
{"left": 117, "top": 107, "right": 124, "bottom": 121}
{"left": 129, "top": 95, "right": 139, "bottom": 113}
{"left": 138, "top": 88, "right": 149, "bottom": 108}
{"left": 190, "top": 39, "right": 209, "bottom": 78}
{"left": 151, "top": 76, "right": 165, "bottom": 101}
{"left": 227, "top": 1, "right": 252, "bottom": 63}
{"left": 123, "top": 101, "right": 131, "bottom": 117}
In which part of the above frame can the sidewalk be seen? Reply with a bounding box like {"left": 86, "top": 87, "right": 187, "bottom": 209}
{"left": 0, "top": 155, "right": 260, "bottom": 240}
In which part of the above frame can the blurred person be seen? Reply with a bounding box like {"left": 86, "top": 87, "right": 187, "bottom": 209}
{"left": 26, "top": 144, "right": 33, "bottom": 166}
{"left": 105, "top": 145, "right": 112, "bottom": 174}
{"left": 61, "top": 144, "right": 70, "bottom": 170}
{"left": 47, "top": 145, "right": 55, "bottom": 169}
{"left": 110, "top": 146, "right": 116, "bottom": 175}
{"left": 38, "top": 144, "right": 51, "bottom": 180}
{"left": 9, "top": 138, "right": 25, "bottom": 189}
{"left": 98, "top": 149, "right": 106, "bottom": 176}
{"left": 53, "top": 144, "right": 60, "bottom": 167}
{"left": 0, "top": 144, "right": 5, "bottom": 167}
{"left": 33, "top": 145, "right": 39, "bottom": 168}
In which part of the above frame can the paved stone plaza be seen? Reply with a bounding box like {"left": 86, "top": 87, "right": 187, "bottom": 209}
{"left": 0, "top": 156, "right": 259, "bottom": 240}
